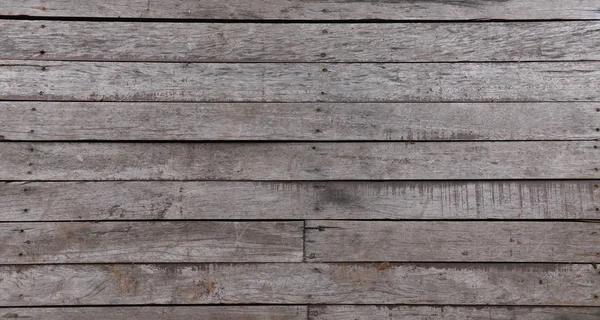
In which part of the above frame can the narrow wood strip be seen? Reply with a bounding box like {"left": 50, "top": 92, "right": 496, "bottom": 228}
{"left": 0, "top": 221, "right": 303, "bottom": 263}
{"left": 1, "top": 102, "right": 598, "bottom": 141}
{"left": 0, "top": 306, "right": 307, "bottom": 320}
{"left": 305, "top": 221, "right": 600, "bottom": 262}
{"left": 1, "top": 181, "right": 597, "bottom": 221}
{"left": 1, "top": 263, "right": 597, "bottom": 305}
{"left": 2, "top": 61, "right": 600, "bottom": 102}
{"left": 308, "top": 305, "right": 600, "bottom": 320}
{"left": 3, "top": 21, "right": 600, "bottom": 62}
{"left": 0, "top": 0, "right": 598, "bottom": 20}
{"left": 0, "top": 142, "right": 597, "bottom": 180}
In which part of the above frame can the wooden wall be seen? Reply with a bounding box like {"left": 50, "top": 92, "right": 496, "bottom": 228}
{"left": 0, "top": 0, "right": 599, "bottom": 319}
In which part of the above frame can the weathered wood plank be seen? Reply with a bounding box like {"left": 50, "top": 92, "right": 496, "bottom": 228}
{"left": 1, "top": 142, "right": 597, "bottom": 180}
{"left": 4, "top": 21, "right": 600, "bottom": 62}
{"left": 309, "top": 305, "right": 600, "bottom": 320}
{"left": 0, "top": 0, "right": 598, "bottom": 20}
{"left": 1, "top": 263, "right": 597, "bottom": 306}
{"left": 1, "top": 181, "right": 598, "bottom": 221}
{"left": 305, "top": 221, "right": 600, "bottom": 263}
{"left": 0, "top": 221, "right": 303, "bottom": 263}
{"left": 1, "top": 102, "right": 598, "bottom": 141}
{"left": 2, "top": 61, "right": 600, "bottom": 102}
{"left": 0, "top": 306, "right": 307, "bottom": 320}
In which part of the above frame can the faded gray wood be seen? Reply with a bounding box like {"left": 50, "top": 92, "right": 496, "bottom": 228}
{"left": 4, "top": 21, "right": 600, "bottom": 62}
{"left": 0, "top": 0, "right": 598, "bottom": 20}
{"left": 305, "top": 221, "right": 600, "bottom": 263}
{"left": 1, "top": 102, "right": 599, "bottom": 141}
{"left": 1, "top": 181, "right": 597, "bottom": 221}
{"left": 0, "top": 221, "right": 303, "bottom": 263}
{"left": 2, "top": 61, "right": 600, "bottom": 102}
{"left": 309, "top": 305, "right": 600, "bottom": 320}
{"left": 0, "top": 306, "right": 307, "bottom": 320}
{"left": 1, "top": 142, "right": 597, "bottom": 180}
{"left": 0, "top": 263, "right": 597, "bottom": 306}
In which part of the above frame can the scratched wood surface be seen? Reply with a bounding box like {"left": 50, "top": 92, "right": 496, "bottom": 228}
{"left": 1, "top": 0, "right": 599, "bottom": 20}
{"left": 2, "top": 263, "right": 598, "bottom": 306}
{"left": 1, "top": 181, "right": 597, "bottom": 221}
{"left": 0, "top": 221, "right": 303, "bottom": 263}
{"left": 308, "top": 306, "right": 600, "bottom": 320}
{"left": 2, "top": 61, "right": 600, "bottom": 102}
{"left": 305, "top": 221, "right": 600, "bottom": 262}
{"left": 3, "top": 21, "right": 600, "bottom": 62}
{"left": 1, "top": 102, "right": 598, "bottom": 141}
{"left": 1, "top": 142, "right": 597, "bottom": 180}
{"left": 1, "top": 0, "right": 599, "bottom": 314}
{"left": 0, "top": 307, "right": 308, "bottom": 320}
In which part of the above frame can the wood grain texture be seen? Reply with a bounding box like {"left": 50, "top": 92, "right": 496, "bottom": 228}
{"left": 1, "top": 263, "right": 598, "bottom": 306}
{"left": 2, "top": 181, "right": 597, "bottom": 221}
{"left": 305, "top": 221, "right": 600, "bottom": 262}
{"left": 0, "top": 0, "right": 598, "bottom": 20}
{"left": 1, "top": 142, "right": 597, "bottom": 180}
{"left": 0, "top": 306, "right": 307, "bottom": 320}
{"left": 309, "top": 305, "right": 600, "bottom": 320}
{"left": 2, "top": 61, "right": 600, "bottom": 102}
{"left": 0, "top": 221, "right": 303, "bottom": 263}
{"left": 3, "top": 21, "right": 600, "bottom": 62}
{"left": 1, "top": 102, "right": 599, "bottom": 141}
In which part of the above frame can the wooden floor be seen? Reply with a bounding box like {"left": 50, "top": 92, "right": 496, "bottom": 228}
{"left": 1, "top": 1, "right": 599, "bottom": 319}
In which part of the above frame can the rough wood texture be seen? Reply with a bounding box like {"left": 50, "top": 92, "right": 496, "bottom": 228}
{"left": 1, "top": 142, "right": 597, "bottom": 180}
{"left": 0, "top": 306, "right": 307, "bottom": 320}
{"left": 1, "top": 102, "right": 599, "bottom": 141}
{"left": 0, "top": 0, "right": 598, "bottom": 20}
{"left": 1, "top": 263, "right": 597, "bottom": 306}
{"left": 0, "top": 221, "right": 303, "bottom": 263}
{"left": 2, "top": 61, "right": 600, "bottom": 102}
{"left": 2, "top": 181, "right": 597, "bottom": 221}
{"left": 309, "top": 305, "right": 600, "bottom": 320}
{"left": 305, "top": 221, "right": 600, "bottom": 263}
{"left": 3, "top": 21, "right": 600, "bottom": 62}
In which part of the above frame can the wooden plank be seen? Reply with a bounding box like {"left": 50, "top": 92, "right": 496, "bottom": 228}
{"left": 305, "top": 221, "right": 600, "bottom": 263}
{"left": 0, "top": 263, "right": 597, "bottom": 306}
{"left": 0, "top": 142, "right": 597, "bottom": 180}
{"left": 0, "top": 306, "right": 307, "bottom": 320}
{"left": 2, "top": 61, "right": 600, "bottom": 102}
{"left": 1, "top": 181, "right": 598, "bottom": 221}
{"left": 0, "top": 0, "right": 598, "bottom": 20}
{"left": 3, "top": 21, "right": 600, "bottom": 62}
{"left": 309, "top": 305, "right": 600, "bottom": 320}
{"left": 0, "top": 221, "right": 303, "bottom": 263}
{"left": 1, "top": 102, "right": 598, "bottom": 141}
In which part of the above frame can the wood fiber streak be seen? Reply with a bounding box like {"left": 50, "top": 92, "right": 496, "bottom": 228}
{"left": 1, "top": 102, "right": 599, "bottom": 141}
{"left": 0, "top": 181, "right": 597, "bottom": 221}
{"left": 2, "top": 61, "right": 600, "bottom": 102}
{"left": 0, "top": 221, "right": 303, "bottom": 263}
{"left": 0, "top": 0, "right": 598, "bottom": 20}
{"left": 0, "top": 142, "right": 597, "bottom": 180}
{"left": 305, "top": 221, "right": 600, "bottom": 262}
{"left": 0, "top": 263, "right": 598, "bottom": 306}
{"left": 3, "top": 21, "right": 600, "bottom": 62}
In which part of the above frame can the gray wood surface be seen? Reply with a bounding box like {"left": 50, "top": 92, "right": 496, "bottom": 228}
{"left": 1, "top": 142, "right": 597, "bottom": 180}
{"left": 1, "top": 263, "right": 597, "bottom": 306}
{"left": 309, "top": 305, "right": 600, "bottom": 320}
{"left": 3, "top": 21, "right": 600, "bottom": 62}
{"left": 0, "top": 221, "right": 303, "bottom": 263}
{"left": 305, "top": 221, "right": 600, "bottom": 263}
{"left": 2, "top": 180, "right": 597, "bottom": 221}
{"left": 0, "top": 0, "right": 598, "bottom": 20}
{"left": 1, "top": 102, "right": 598, "bottom": 141}
{"left": 0, "top": 306, "right": 307, "bottom": 320}
{"left": 2, "top": 61, "right": 600, "bottom": 102}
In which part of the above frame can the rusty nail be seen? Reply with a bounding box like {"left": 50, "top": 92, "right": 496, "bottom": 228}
{"left": 29, "top": 130, "right": 34, "bottom": 134}
{"left": 40, "top": 25, "right": 46, "bottom": 28}
{"left": 322, "top": 29, "right": 328, "bottom": 34}
{"left": 314, "top": 168, "right": 319, "bottom": 172}
{"left": 320, "top": 53, "right": 326, "bottom": 57}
